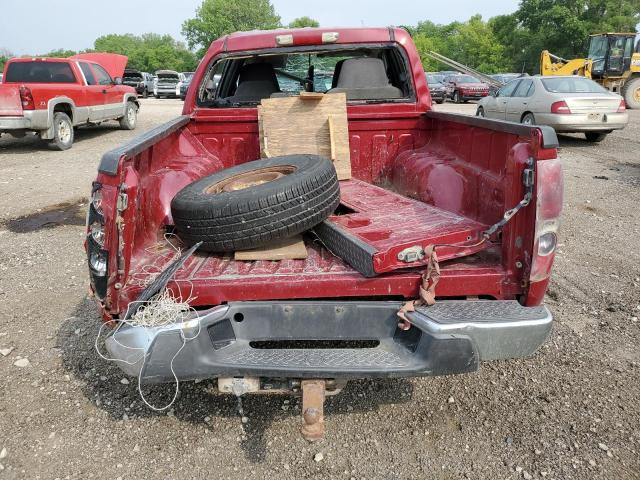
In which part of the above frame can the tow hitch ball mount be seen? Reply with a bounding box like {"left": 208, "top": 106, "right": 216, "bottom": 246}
{"left": 218, "top": 377, "right": 332, "bottom": 441}
{"left": 300, "top": 380, "right": 326, "bottom": 442}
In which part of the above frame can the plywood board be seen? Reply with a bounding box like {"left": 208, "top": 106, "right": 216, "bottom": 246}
{"left": 258, "top": 93, "right": 351, "bottom": 180}
{"left": 234, "top": 236, "right": 308, "bottom": 261}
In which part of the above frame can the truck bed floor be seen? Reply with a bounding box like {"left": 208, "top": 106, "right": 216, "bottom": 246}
{"left": 127, "top": 181, "right": 501, "bottom": 306}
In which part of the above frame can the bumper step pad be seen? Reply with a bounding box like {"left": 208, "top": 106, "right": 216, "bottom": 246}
{"left": 415, "top": 300, "right": 550, "bottom": 324}
{"left": 221, "top": 347, "right": 409, "bottom": 370}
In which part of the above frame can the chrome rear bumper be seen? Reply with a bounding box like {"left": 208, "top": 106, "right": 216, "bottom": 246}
{"left": 104, "top": 300, "right": 553, "bottom": 383}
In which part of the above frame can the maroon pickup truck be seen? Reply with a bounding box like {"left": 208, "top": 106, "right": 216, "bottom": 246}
{"left": 87, "top": 27, "right": 562, "bottom": 435}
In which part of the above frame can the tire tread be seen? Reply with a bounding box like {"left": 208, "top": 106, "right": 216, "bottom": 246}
{"left": 171, "top": 155, "right": 340, "bottom": 252}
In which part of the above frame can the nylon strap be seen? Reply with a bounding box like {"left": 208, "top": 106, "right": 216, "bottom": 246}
{"left": 397, "top": 245, "right": 440, "bottom": 330}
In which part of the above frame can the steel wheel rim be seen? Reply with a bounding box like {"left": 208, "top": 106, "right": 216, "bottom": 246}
{"left": 634, "top": 87, "right": 640, "bottom": 102}
{"left": 58, "top": 120, "right": 71, "bottom": 143}
{"left": 523, "top": 115, "right": 533, "bottom": 125}
{"left": 205, "top": 165, "right": 297, "bottom": 194}
{"left": 127, "top": 106, "right": 136, "bottom": 125}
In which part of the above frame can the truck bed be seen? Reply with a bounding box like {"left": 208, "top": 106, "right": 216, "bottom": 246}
{"left": 125, "top": 180, "right": 503, "bottom": 307}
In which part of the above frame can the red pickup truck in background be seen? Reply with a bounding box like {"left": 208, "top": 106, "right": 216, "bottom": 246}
{"left": 0, "top": 53, "right": 139, "bottom": 150}
{"left": 87, "top": 27, "right": 563, "bottom": 435}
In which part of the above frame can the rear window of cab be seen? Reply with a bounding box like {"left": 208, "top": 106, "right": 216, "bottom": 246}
{"left": 5, "top": 61, "right": 76, "bottom": 83}
{"left": 541, "top": 77, "right": 607, "bottom": 94}
{"left": 197, "top": 44, "right": 415, "bottom": 108}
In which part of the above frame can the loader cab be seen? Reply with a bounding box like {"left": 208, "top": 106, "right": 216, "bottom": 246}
{"left": 587, "top": 33, "right": 636, "bottom": 77}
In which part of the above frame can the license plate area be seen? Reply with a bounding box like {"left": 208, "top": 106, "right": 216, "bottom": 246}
{"left": 588, "top": 113, "right": 603, "bottom": 121}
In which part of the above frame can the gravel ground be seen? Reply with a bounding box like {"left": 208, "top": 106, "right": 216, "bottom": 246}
{"left": 0, "top": 99, "right": 638, "bottom": 480}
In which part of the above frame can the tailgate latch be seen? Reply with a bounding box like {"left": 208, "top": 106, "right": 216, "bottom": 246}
{"left": 397, "top": 245, "right": 425, "bottom": 263}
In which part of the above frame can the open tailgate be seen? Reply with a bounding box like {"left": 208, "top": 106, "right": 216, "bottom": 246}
{"left": 315, "top": 179, "right": 489, "bottom": 277}
{"left": 0, "top": 86, "right": 23, "bottom": 116}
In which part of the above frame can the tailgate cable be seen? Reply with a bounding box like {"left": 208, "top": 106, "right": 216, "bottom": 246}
{"left": 481, "top": 158, "right": 535, "bottom": 240}
{"left": 397, "top": 158, "right": 535, "bottom": 330}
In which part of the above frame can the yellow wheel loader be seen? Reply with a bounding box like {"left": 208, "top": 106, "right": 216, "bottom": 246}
{"left": 541, "top": 33, "right": 640, "bottom": 109}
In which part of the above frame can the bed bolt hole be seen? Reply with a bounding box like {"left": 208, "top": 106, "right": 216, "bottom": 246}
{"left": 234, "top": 313, "right": 245, "bottom": 323}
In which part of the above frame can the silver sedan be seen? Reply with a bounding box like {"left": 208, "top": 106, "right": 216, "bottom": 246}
{"left": 477, "top": 76, "right": 629, "bottom": 142}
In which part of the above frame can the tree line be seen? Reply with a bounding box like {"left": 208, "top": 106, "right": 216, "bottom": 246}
{"left": 179, "top": 0, "right": 638, "bottom": 74}
{"left": 0, "top": 34, "right": 199, "bottom": 74}
{"left": 1, "top": 0, "right": 638, "bottom": 75}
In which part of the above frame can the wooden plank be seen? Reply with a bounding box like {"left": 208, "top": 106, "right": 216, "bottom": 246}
{"left": 258, "top": 93, "right": 351, "bottom": 180}
{"left": 328, "top": 114, "right": 336, "bottom": 161}
{"left": 257, "top": 105, "right": 268, "bottom": 157}
{"left": 299, "top": 92, "right": 325, "bottom": 100}
{"left": 234, "top": 236, "right": 308, "bottom": 261}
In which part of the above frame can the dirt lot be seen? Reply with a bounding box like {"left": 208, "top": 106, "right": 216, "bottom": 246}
{"left": 0, "top": 98, "right": 638, "bottom": 480}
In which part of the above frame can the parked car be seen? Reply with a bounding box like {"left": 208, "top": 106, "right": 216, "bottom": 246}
{"left": 443, "top": 74, "right": 490, "bottom": 103}
{"left": 426, "top": 73, "right": 446, "bottom": 104}
{"left": 142, "top": 72, "right": 155, "bottom": 97}
{"left": 123, "top": 70, "right": 154, "bottom": 98}
{"left": 123, "top": 69, "right": 146, "bottom": 96}
{"left": 477, "top": 75, "right": 628, "bottom": 142}
{"left": 490, "top": 73, "right": 527, "bottom": 85}
{"left": 88, "top": 27, "right": 562, "bottom": 436}
{"left": 426, "top": 72, "right": 445, "bottom": 84}
{"left": 489, "top": 73, "right": 528, "bottom": 95}
{"left": 153, "top": 70, "right": 180, "bottom": 98}
{"left": 177, "top": 72, "right": 195, "bottom": 100}
{"left": 0, "top": 53, "right": 139, "bottom": 149}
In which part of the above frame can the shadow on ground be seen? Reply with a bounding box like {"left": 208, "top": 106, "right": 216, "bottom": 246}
{"left": 58, "top": 297, "right": 414, "bottom": 462}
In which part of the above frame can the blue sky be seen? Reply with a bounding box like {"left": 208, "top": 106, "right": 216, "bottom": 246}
{"left": 0, "top": 0, "right": 520, "bottom": 55}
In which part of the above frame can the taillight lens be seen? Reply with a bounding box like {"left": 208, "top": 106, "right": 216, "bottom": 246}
{"left": 90, "top": 221, "right": 105, "bottom": 246}
{"left": 19, "top": 86, "right": 35, "bottom": 110}
{"left": 86, "top": 182, "right": 108, "bottom": 296}
{"left": 551, "top": 101, "right": 571, "bottom": 114}
{"left": 530, "top": 159, "right": 563, "bottom": 282}
{"left": 537, "top": 232, "right": 557, "bottom": 256}
{"left": 91, "top": 187, "right": 103, "bottom": 216}
{"left": 89, "top": 250, "right": 108, "bottom": 276}
{"left": 617, "top": 100, "right": 626, "bottom": 113}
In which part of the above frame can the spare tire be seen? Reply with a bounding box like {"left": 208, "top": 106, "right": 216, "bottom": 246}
{"left": 171, "top": 155, "right": 340, "bottom": 252}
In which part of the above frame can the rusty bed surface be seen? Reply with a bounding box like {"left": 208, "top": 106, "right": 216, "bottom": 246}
{"left": 125, "top": 238, "right": 506, "bottom": 307}
{"left": 318, "top": 179, "right": 490, "bottom": 275}
{"left": 124, "top": 179, "right": 503, "bottom": 306}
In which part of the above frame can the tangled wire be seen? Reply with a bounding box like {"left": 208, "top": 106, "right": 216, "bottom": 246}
{"left": 95, "top": 234, "right": 202, "bottom": 412}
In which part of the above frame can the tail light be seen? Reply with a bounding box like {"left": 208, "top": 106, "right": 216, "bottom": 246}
{"left": 19, "top": 86, "right": 35, "bottom": 110}
{"left": 529, "top": 159, "right": 563, "bottom": 283}
{"left": 86, "top": 183, "right": 108, "bottom": 298}
{"left": 550, "top": 101, "right": 571, "bottom": 114}
{"left": 617, "top": 100, "right": 626, "bottom": 113}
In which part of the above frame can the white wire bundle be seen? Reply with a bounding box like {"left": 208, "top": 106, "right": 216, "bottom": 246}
{"left": 128, "top": 289, "right": 193, "bottom": 328}
{"left": 95, "top": 283, "right": 201, "bottom": 412}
